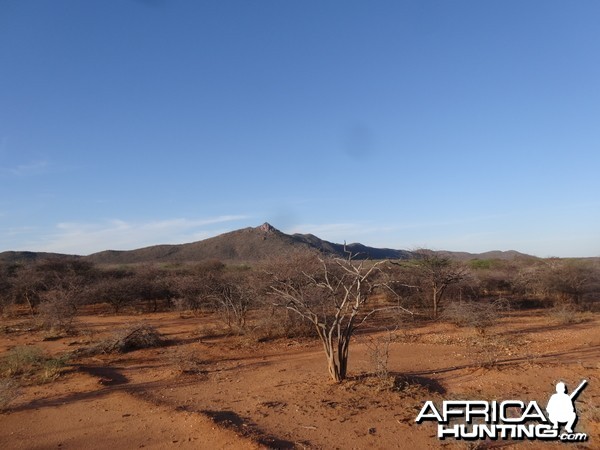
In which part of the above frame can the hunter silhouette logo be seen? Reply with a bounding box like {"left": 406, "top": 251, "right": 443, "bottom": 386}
{"left": 547, "top": 380, "right": 587, "bottom": 434}
{"left": 415, "top": 379, "right": 589, "bottom": 442}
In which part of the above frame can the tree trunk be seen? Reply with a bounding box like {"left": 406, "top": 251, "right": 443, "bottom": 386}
{"left": 24, "top": 291, "right": 36, "bottom": 315}
{"left": 320, "top": 333, "right": 350, "bottom": 383}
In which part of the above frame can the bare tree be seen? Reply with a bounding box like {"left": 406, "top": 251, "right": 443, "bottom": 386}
{"left": 399, "top": 250, "right": 468, "bottom": 319}
{"left": 269, "top": 250, "right": 394, "bottom": 382}
{"left": 90, "top": 268, "right": 137, "bottom": 313}
{"left": 11, "top": 259, "right": 95, "bottom": 316}
{"left": 170, "top": 261, "right": 225, "bottom": 315}
{"left": 210, "top": 270, "right": 255, "bottom": 332}
{"left": 36, "top": 259, "right": 95, "bottom": 330}
{"left": 0, "top": 263, "right": 18, "bottom": 314}
{"left": 37, "top": 281, "right": 85, "bottom": 331}
{"left": 542, "top": 259, "right": 600, "bottom": 306}
{"left": 11, "top": 264, "right": 46, "bottom": 314}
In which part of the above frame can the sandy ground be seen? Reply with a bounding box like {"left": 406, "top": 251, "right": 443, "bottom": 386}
{"left": 0, "top": 309, "right": 598, "bottom": 449}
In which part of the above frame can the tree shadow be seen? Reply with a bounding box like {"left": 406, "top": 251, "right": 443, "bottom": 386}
{"left": 78, "top": 365, "right": 128, "bottom": 385}
{"left": 202, "top": 409, "right": 246, "bottom": 427}
{"left": 404, "top": 344, "right": 600, "bottom": 377}
{"left": 494, "top": 318, "right": 596, "bottom": 337}
{"left": 201, "top": 409, "right": 297, "bottom": 449}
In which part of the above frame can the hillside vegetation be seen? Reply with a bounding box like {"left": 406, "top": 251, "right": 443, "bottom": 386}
{"left": 0, "top": 223, "right": 530, "bottom": 265}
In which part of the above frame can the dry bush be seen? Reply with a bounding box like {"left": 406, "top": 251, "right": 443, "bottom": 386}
{"left": 170, "top": 262, "right": 226, "bottom": 315}
{"left": 543, "top": 259, "right": 600, "bottom": 305}
{"left": 37, "top": 293, "right": 78, "bottom": 333}
{"left": 399, "top": 250, "right": 470, "bottom": 319}
{"left": 0, "top": 346, "right": 69, "bottom": 383}
{"left": 81, "top": 324, "right": 163, "bottom": 355}
{"left": 547, "top": 302, "right": 588, "bottom": 325}
{"left": 171, "top": 297, "right": 194, "bottom": 316}
{"left": 11, "top": 258, "right": 96, "bottom": 315}
{"left": 364, "top": 330, "right": 394, "bottom": 383}
{"left": 441, "top": 299, "right": 510, "bottom": 334}
{"left": 111, "top": 324, "right": 163, "bottom": 352}
{"left": 168, "top": 348, "right": 207, "bottom": 376}
{"left": 0, "top": 378, "right": 19, "bottom": 411}
{"left": 196, "top": 321, "right": 227, "bottom": 339}
{"left": 88, "top": 265, "right": 174, "bottom": 314}
{"left": 88, "top": 272, "right": 140, "bottom": 313}
{"left": 0, "top": 263, "right": 17, "bottom": 316}
{"left": 210, "top": 271, "right": 255, "bottom": 333}
{"left": 252, "top": 307, "right": 317, "bottom": 341}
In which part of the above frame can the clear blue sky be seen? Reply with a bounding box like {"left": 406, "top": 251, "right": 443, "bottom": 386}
{"left": 1, "top": 0, "right": 599, "bottom": 257}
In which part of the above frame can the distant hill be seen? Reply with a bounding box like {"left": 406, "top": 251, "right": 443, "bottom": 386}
{"left": 0, "top": 222, "right": 535, "bottom": 265}
{"left": 0, "top": 251, "right": 81, "bottom": 264}
{"left": 436, "top": 249, "right": 535, "bottom": 261}
{"left": 83, "top": 223, "right": 413, "bottom": 265}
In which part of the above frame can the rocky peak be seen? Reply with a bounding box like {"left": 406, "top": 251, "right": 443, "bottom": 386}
{"left": 257, "top": 222, "right": 278, "bottom": 233}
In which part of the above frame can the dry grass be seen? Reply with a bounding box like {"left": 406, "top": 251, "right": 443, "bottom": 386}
{"left": 390, "top": 328, "right": 420, "bottom": 343}
{"left": 168, "top": 348, "right": 208, "bottom": 376}
{"left": 547, "top": 303, "right": 590, "bottom": 325}
{"left": 0, "top": 378, "right": 20, "bottom": 411}
{"left": 0, "top": 346, "right": 69, "bottom": 384}
{"left": 467, "top": 333, "right": 530, "bottom": 369}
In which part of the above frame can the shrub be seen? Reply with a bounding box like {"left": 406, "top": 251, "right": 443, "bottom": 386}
{"left": 168, "top": 348, "right": 207, "bottom": 376}
{"left": 364, "top": 331, "right": 394, "bottom": 383}
{"left": 253, "top": 307, "right": 317, "bottom": 341}
{"left": 441, "top": 299, "right": 510, "bottom": 334}
{"left": 547, "top": 303, "right": 586, "bottom": 325}
{"left": 37, "top": 291, "right": 79, "bottom": 333}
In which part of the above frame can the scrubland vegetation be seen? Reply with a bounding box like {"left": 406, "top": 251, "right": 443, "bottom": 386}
{"left": 1, "top": 253, "right": 598, "bottom": 331}
{"left": 1, "top": 252, "right": 598, "bottom": 376}
{"left": 0, "top": 252, "right": 598, "bottom": 447}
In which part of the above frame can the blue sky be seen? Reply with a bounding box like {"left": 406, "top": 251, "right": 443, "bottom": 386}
{"left": 1, "top": 0, "right": 599, "bottom": 257}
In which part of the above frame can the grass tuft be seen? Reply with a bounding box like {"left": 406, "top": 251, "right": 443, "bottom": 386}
{"left": 0, "top": 346, "right": 69, "bottom": 384}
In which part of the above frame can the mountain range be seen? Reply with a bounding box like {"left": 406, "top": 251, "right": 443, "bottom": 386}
{"left": 0, "top": 222, "right": 532, "bottom": 265}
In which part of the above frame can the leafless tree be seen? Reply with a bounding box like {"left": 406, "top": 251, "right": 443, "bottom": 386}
{"left": 542, "top": 259, "right": 600, "bottom": 306}
{"left": 90, "top": 268, "right": 137, "bottom": 313}
{"left": 364, "top": 327, "right": 396, "bottom": 382}
{"left": 269, "top": 250, "right": 401, "bottom": 382}
{"left": 0, "top": 263, "right": 17, "bottom": 314}
{"left": 11, "top": 259, "right": 95, "bottom": 317}
{"left": 209, "top": 270, "right": 255, "bottom": 332}
{"left": 36, "top": 260, "right": 95, "bottom": 330}
{"left": 37, "top": 283, "right": 83, "bottom": 331}
{"left": 398, "top": 250, "right": 468, "bottom": 319}
{"left": 170, "top": 261, "right": 225, "bottom": 315}
{"left": 11, "top": 264, "right": 46, "bottom": 314}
